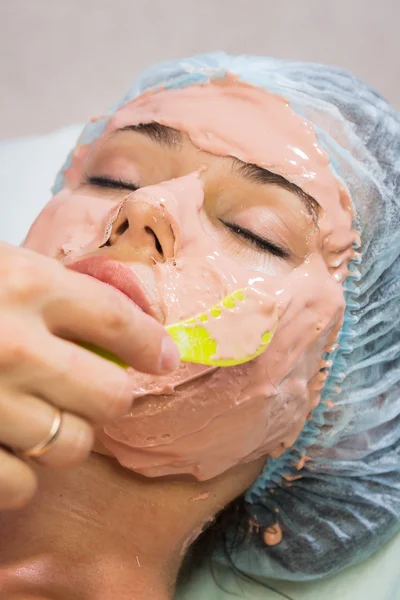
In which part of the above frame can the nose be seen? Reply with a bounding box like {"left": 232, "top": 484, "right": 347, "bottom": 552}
{"left": 106, "top": 192, "right": 176, "bottom": 263}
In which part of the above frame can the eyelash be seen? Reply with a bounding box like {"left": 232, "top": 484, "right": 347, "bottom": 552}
{"left": 220, "top": 220, "right": 290, "bottom": 259}
{"left": 84, "top": 174, "right": 138, "bottom": 191}
{"left": 85, "top": 175, "right": 290, "bottom": 260}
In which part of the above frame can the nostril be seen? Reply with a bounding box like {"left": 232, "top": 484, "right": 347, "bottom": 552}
{"left": 145, "top": 226, "right": 163, "bottom": 257}
{"left": 116, "top": 219, "right": 129, "bottom": 236}
{"left": 155, "top": 237, "right": 163, "bottom": 255}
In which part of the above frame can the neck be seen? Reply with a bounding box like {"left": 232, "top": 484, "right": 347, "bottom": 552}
{"left": 0, "top": 453, "right": 263, "bottom": 600}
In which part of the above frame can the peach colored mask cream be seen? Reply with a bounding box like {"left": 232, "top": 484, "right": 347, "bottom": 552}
{"left": 24, "top": 77, "right": 359, "bottom": 480}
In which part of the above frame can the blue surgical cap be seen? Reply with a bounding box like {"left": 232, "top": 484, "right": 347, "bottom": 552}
{"left": 55, "top": 52, "right": 400, "bottom": 581}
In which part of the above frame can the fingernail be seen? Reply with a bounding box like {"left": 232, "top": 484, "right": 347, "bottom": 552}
{"left": 159, "top": 335, "right": 181, "bottom": 372}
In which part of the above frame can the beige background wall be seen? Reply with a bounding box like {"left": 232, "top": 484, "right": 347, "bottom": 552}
{"left": 0, "top": 0, "right": 398, "bottom": 140}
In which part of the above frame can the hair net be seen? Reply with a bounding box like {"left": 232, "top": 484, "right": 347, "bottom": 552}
{"left": 54, "top": 53, "right": 400, "bottom": 581}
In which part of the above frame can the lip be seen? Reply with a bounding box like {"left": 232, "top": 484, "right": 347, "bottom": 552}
{"left": 67, "top": 256, "right": 158, "bottom": 320}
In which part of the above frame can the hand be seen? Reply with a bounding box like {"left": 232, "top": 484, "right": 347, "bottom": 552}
{"left": 0, "top": 242, "right": 179, "bottom": 510}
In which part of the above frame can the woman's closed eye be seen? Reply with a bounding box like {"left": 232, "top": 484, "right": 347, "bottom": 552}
{"left": 84, "top": 174, "right": 139, "bottom": 192}
{"left": 220, "top": 219, "right": 290, "bottom": 260}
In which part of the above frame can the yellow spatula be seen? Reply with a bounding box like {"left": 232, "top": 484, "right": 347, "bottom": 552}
{"left": 81, "top": 288, "right": 276, "bottom": 368}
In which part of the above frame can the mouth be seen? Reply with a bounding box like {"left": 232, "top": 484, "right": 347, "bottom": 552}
{"left": 67, "top": 256, "right": 159, "bottom": 320}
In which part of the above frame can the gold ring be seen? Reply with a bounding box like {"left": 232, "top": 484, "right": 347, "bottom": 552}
{"left": 21, "top": 408, "right": 63, "bottom": 458}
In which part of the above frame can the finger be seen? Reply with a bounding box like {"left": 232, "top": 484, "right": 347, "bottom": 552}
{"left": 0, "top": 394, "right": 94, "bottom": 468}
{"left": 0, "top": 393, "right": 57, "bottom": 450}
{"left": 37, "top": 339, "right": 136, "bottom": 422}
{"left": 0, "top": 447, "right": 37, "bottom": 510}
{"left": 31, "top": 411, "right": 94, "bottom": 469}
{"left": 44, "top": 268, "right": 180, "bottom": 374}
{"left": 0, "top": 323, "right": 135, "bottom": 423}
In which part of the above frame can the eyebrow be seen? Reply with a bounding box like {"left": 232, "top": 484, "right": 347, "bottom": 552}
{"left": 233, "top": 160, "right": 318, "bottom": 222}
{"left": 117, "top": 122, "right": 182, "bottom": 148}
{"left": 117, "top": 122, "right": 318, "bottom": 221}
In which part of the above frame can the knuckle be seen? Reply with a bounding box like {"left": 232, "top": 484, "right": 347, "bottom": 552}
{"left": 1, "top": 259, "right": 47, "bottom": 304}
{"left": 0, "top": 330, "right": 34, "bottom": 371}
{"left": 102, "top": 295, "right": 133, "bottom": 334}
{"left": 62, "top": 419, "right": 94, "bottom": 466}
{"left": 102, "top": 308, "right": 129, "bottom": 334}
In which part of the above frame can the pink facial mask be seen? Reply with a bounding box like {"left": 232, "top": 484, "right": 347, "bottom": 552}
{"left": 24, "top": 79, "right": 358, "bottom": 480}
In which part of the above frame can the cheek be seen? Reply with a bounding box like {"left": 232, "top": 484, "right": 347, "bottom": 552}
{"left": 99, "top": 362, "right": 277, "bottom": 479}
{"left": 98, "top": 355, "right": 315, "bottom": 480}
{"left": 153, "top": 256, "right": 241, "bottom": 324}
{"left": 152, "top": 237, "right": 278, "bottom": 325}
{"left": 262, "top": 254, "right": 346, "bottom": 381}
{"left": 23, "top": 189, "right": 121, "bottom": 259}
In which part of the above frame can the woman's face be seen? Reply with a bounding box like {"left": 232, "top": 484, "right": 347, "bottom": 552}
{"left": 24, "top": 78, "right": 357, "bottom": 480}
